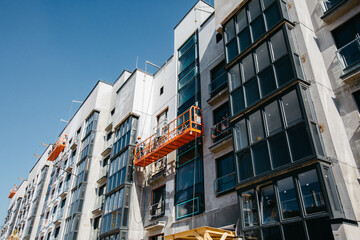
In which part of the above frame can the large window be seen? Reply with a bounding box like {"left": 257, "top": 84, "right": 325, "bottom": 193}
{"left": 332, "top": 14, "right": 360, "bottom": 72}
{"left": 215, "top": 153, "right": 236, "bottom": 194}
{"left": 211, "top": 102, "right": 231, "bottom": 142}
{"left": 177, "top": 34, "right": 200, "bottom": 114}
{"left": 234, "top": 86, "right": 324, "bottom": 182}
{"left": 239, "top": 168, "right": 335, "bottom": 240}
{"left": 229, "top": 27, "right": 303, "bottom": 116}
{"left": 224, "top": 0, "right": 288, "bottom": 63}
{"left": 209, "top": 61, "right": 227, "bottom": 97}
{"left": 107, "top": 149, "right": 130, "bottom": 193}
{"left": 112, "top": 116, "right": 137, "bottom": 157}
{"left": 353, "top": 89, "right": 360, "bottom": 111}
{"left": 151, "top": 186, "right": 165, "bottom": 219}
{"left": 176, "top": 33, "right": 204, "bottom": 220}
{"left": 100, "top": 186, "right": 130, "bottom": 235}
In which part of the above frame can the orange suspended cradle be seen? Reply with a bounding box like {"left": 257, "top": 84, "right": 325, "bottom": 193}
{"left": 8, "top": 186, "right": 18, "bottom": 199}
{"left": 48, "top": 134, "right": 68, "bottom": 161}
{"left": 134, "top": 106, "right": 203, "bottom": 167}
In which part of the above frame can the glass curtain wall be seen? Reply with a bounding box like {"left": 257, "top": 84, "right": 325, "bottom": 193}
{"left": 99, "top": 116, "right": 137, "bottom": 239}
{"left": 63, "top": 111, "right": 99, "bottom": 240}
{"left": 175, "top": 33, "right": 204, "bottom": 219}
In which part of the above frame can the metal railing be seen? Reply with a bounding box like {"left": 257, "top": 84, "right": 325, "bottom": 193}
{"left": 214, "top": 172, "right": 236, "bottom": 194}
{"left": 211, "top": 117, "right": 231, "bottom": 142}
{"left": 209, "top": 72, "right": 227, "bottom": 97}
{"left": 319, "top": 0, "right": 343, "bottom": 13}
{"left": 134, "top": 106, "right": 203, "bottom": 165}
{"left": 336, "top": 36, "right": 360, "bottom": 72}
{"left": 149, "top": 200, "right": 165, "bottom": 219}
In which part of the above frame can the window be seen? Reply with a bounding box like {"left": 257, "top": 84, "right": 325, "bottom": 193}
{"left": 160, "top": 86, "right": 164, "bottom": 95}
{"left": 211, "top": 103, "right": 230, "bottom": 141}
{"left": 216, "top": 33, "right": 222, "bottom": 43}
{"left": 150, "top": 234, "right": 164, "bottom": 240}
{"left": 111, "top": 108, "right": 115, "bottom": 116}
{"left": 209, "top": 61, "right": 227, "bottom": 97}
{"left": 151, "top": 186, "right": 165, "bottom": 219}
{"left": 107, "top": 149, "right": 129, "bottom": 193}
{"left": 215, "top": 153, "right": 236, "bottom": 194}
{"left": 239, "top": 168, "right": 335, "bottom": 240}
{"left": 112, "top": 116, "right": 137, "bottom": 156}
{"left": 223, "top": 0, "right": 288, "bottom": 63}
{"left": 74, "top": 158, "right": 88, "bottom": 187}
{"left": 332, "top": 14, "right": 360, "bottom": 71}
{"left": 101, "top": 186, "right": 130, "bottom": 234}
{"left": 93, "top": 216, "right": 100, "bottom": 230}
{"left": 176, "top": 33, "right": 204, "bottom": 220}
{"left": 85, "top": 111, "right": 99, "bottom": 136}
{"left": 229, "top": 27, "right": 302, "bottom": 116}
{"left": 353, "top": 89, "right": 360, "bottom": 111}
{"left": 234, "top": 87, "right": 324, "bottom": 182}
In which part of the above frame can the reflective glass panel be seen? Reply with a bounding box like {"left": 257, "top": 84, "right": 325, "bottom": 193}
{"left": 283, "top": 222, "right": 306, "bottom": 240}
{"left": 288, "top": 124, "right": 313, "bottom": 161}
{"left": 241, "top": 189, "right": 259, "bottom": 227}
{"left": 259, "top": 67, "right": 276, "bottom": 97}
{"left": 298, "top": 169, "right": 326, "bottom": 214}
{"left": 249, "top": 111, "right": 264, "bottom": 143}
{"left": 242, "top": 54, "right": 255, "bottom": 82}
{"left": 260, "top": 185, "right": 278, "bottom": 223}
{"left": 282, "top": 90, "right": 302, "bottom": 126}
{"left": 270, "top": 30, "right": 287, "bottom": 61}
{"left": 231, "top": 87, "right": 245, "bottom": 115}
{"left": 255, "top": 42, "right": 270, "bottom": 72}
{"left": 277, "top": 177, "right": 300, "bottom": 218}
{"left": 264, "top": 101, "right": 282, "bottom": 135}
{"left": 269, "top": 134, "right": 291, "bottom": 168}
{"left": 234, "top": 119, "right": 249, "bottom": 151}
{"left": 245, "top": 79, "right": 260, "bottom": 106}
{"left": 262, "top": 226, "right": 281, "bottom": 240}
{"left": 229, "top": 63, "right": 241, "bottom": 91}
{"left": 253, "top": 142, "right": 271, "bottom": 175}
{"left": 238, "top": 150, "right": 253, "bottom": 181}
{"left": 237, "top": 9, "right": 248, "bottom": 32}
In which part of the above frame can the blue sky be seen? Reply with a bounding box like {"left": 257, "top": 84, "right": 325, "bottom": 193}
{"left": 0, "top": 0, "right": 212, "bottom": 223}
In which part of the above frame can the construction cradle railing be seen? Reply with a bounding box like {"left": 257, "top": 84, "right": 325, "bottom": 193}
{"left": 134, "top": 106, "right": 203, "bottom": 167}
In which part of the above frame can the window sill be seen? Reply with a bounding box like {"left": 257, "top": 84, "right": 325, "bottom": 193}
{"left": 321, "top": 0, "right": 357, "bottom": 24}
{"left": 340, "top": 63, "right": 360, "bottom": 83}
{"left": 208, "top": 134, "right": 233, "bottom": 153}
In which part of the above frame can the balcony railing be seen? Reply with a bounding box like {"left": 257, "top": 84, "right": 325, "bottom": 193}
{"left": 211, "top": 117, "right": 231, "bottom": 142}
{"left": 149, "top": 200, "right": 165, "bottom": 219}
{"left": 336, "top": 37, "right": 360, "bottom": 73}
{"left": 319, "top": 0, "right": 344, "bottom": 13}
{"left": 214, "top": 172, "right": 236, "bottom": 194}
{"left": 209, "top": 72, "right": 227, "bottom": 97}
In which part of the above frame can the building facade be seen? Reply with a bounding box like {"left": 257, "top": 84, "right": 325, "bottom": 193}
{"left": 1, "top": 1, "right": 360, "bottom": 240}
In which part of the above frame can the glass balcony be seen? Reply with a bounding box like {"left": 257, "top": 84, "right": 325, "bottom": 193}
{"left": 336, "top": 37, "right": 360, "bottom": 73}
{"left": 209, "top": 72, "right": 227, "bottom": 97}
{"left": 94, "top": 195, "right": 105, "bottom": 211}
{"left": 149, "top": 200, "right": 165, "bottom": 219}
{"left": 211, "top": 117, "right": 231, "bottom": 142}
{"left": 319, "top": 0, "right": 344, "bottom": 13}
{"left": 214, "top": 172, "right": 236, "bottom": 194}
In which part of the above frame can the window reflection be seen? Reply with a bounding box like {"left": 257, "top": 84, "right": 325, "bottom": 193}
{"left": 277, "top": 177, "right": 300, "bottom": 218}
{"left": 298, "top": 169, "right": 326, "bottom": 214}
{"left": 260, "top": 185, "right": 278, "bottom": 223}
{"left": 241, "top": 189, "right": 259, "bottom": 227}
